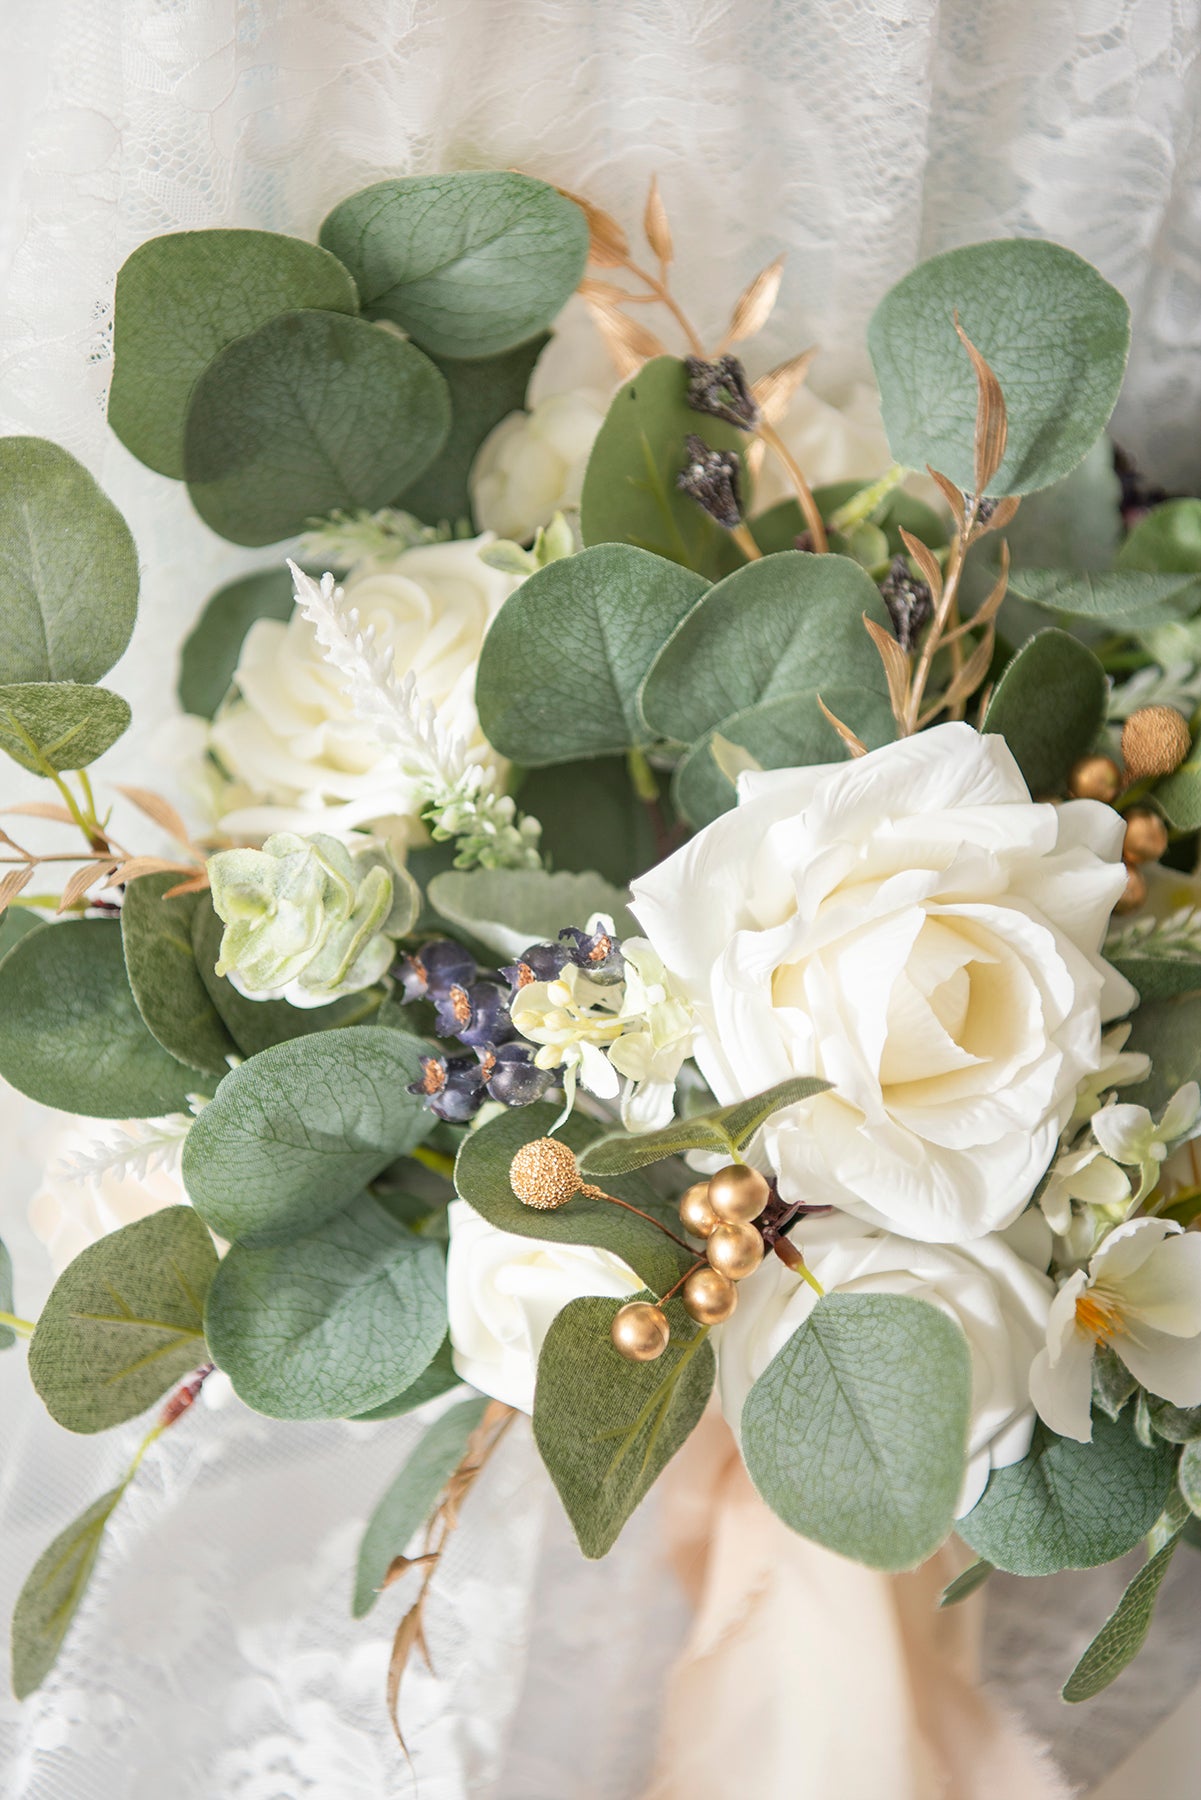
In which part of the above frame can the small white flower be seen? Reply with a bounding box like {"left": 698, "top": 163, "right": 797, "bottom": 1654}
{"left": 1030, "top": 1217, "right": 1201, "bottom": 1441}
{"left": 1039, "top": 1142, "right": 1130, "bottom": 1237}
{"left": 1091, "top": 1082, "right": 1201, "bottom": 1203}
{"left": 469, "top": 390, "right": 606, "bottom": 542}
{"left": 1067, "top": 1022, "right": 1151, "bottom": 1129}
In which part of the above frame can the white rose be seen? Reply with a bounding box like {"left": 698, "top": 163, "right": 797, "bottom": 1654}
{"left": 632, "top": 725, "right": 1134, "bottom": 1243}
{"left": 717, "top": 1214, "right": 1054, "bottom": 1515}
{"left": 210, "top": 538, "right": 515, "bottom": 844}
{"left": 469, "top": 391, "right": 606, "bottom": 542}
{"left": 445, "top": 1199, "right": 641, "bottom": 1412}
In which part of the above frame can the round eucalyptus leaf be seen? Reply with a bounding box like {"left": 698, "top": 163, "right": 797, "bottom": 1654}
{"left": 0, "top": 683, "right": 130, "bottom": 773}
{"left": 1118, "top": 498, "right": 1201, "bottom": 575}
{"left": 183, "top": 311, "right": 451, "bottom": 546}
{"left": 399, "top": 334, "right": 547, "bottom": 526}
{"left": 121, "top": 874, "right": 237, "bottom": 1076}
{"left": 982, "top": 629, "right": 1107, "bottom": 796}
{"left": 177, "top": 568, "right": 296, "bottom": 719}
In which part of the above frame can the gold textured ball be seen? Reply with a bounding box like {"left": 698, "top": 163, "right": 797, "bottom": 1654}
{"left": 1115, "top": 864, "right": 1148, "bottom": 916}
{"left": 509, "top": 1137, "right": 580, "bottom": 1210}
{"left": 611, "top": 1300, "right": 670, "bottom": 1361}
{"left": 682, "top": 1264, "right": 739, "bottom": 1325}
{"left": 678, "top": 1182, "right": 718, "bottom": 1239}
{"left": 708, "top": 1163, "right": 770, "bottom": 1223}
{"left": 1067, "top": 754, "right": 1123, "bottom": 803}
{"left": 1121, "top": 706, "right": 1191, "bottom": 783}
{"left": 1122, "top": 808, "right": 1169, "bottom": 865}
{"left": 707, "top": 1220, "right": 766, "bottom": 1282}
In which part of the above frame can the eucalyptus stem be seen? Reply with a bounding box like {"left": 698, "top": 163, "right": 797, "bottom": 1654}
{"left": 0, "top": 1311, "right": 34, "bottom": 1338}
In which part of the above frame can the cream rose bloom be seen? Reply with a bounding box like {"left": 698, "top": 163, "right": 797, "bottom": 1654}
{"left": 445, "top": 1199, "right": 641, "bottom": 1413}
{"left": 632, "top": 725, "right": 1135, "bottom": 1243}
{"left": 717, "top": 1214, "right": 1054, "bottom": 1516}
{"left": 469, "top": 390, "right": 606, "bottom": 542}
{"left": 210, "top": 538, "right": 515, "bottom": 844}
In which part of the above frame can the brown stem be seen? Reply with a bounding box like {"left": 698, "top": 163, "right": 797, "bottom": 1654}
{"left": 757, "top": 421, "right": 828, "bottom": 552}
{"left": 729, "top": 521, "right": 763, "bottom": 563}
{"left": 622, "top": 256, "right": 706, "bottom": 355}
{"left": 903, "top": 500, "right": 979, "bottom": 734}
{"left": 658, "top": 1254, "right": 709, "bottom": 1304}
{"left": 581, "top": 1185, "right": 697, "bottom": 1254}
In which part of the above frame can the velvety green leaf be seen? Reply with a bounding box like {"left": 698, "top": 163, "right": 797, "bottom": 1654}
{"left": 580, "top": 1076, "right": 831, "bottom": 1175}
{"left": 1063, "top": 1534, "right": 1180, "bottom": 1702}
{"left": 399, "top": 335, "right": 547, "bottom": 525}
{"left": 1181, "top": 1441, "right": 1201, "bottom": 1512}
{"left": 0, "top": 906, "right": 42, "bottom": 959}
{"left": 1108, "top": 946, "right": 1201, "bottom": 1004}
{"left": 177, "top": 568, "right": 296, "bottom": 719}
{"left": 427, "top": 866, "right": 636, "bottom": 961}
{"left": 517, "top": 755, "right": 661, "bottom": 888}
{"left": 1124, "top": 994, "right": 1201, "bottom": 1115}
{"left": 1148, "top": 1400, "right": 1201, "bottom": 1446}
{"left": 352, "top": 1335, "right": 461, "bottom": 1420}
{"left": 938, "top": 1559, "right": 994, "bottom": 1608}
{"left": 121, "top": 875, "right": 237, "bottom": 1076}
{"left": 999, "top": 440, "right": 1123, "bottom": 573}
{"left": 1092, "top": 1344, "right": 1139, "bottom": 1420}
{"left": 533, "top": 1293, "right": 714, "bottom": 1558}
{"left": 868, "top": 239, "right": 1130, "bottom": 496}
{"left": 476, "top": 542, "right": 708, "bottom": 764}
{"left": 0, "top": 438, "right": 138, "bottom": 684}
{"left": 0, "top": 683, "right": 130, "bottom": 773}
{"left": 1151, "top": 734, "right": 1201, "bottom": 833}
{"left": 1006, "top": 567, "right": 1201, "bottom": 630}
{"left": 982, "top": 630, "right": 1107, "bottom": 795}
{"left": 0, "top": 1236, "right": 16, "bottom": 1351}
{"left": 580, "top": 357, "right": 747, "bottom": 578}
{"left": 183, "top": 311, "right": 450, "bottom": 546}
{"left": 181, "top": 1025, "right": 434, "bottom": 1244}
{"left": 204, "top": 1192, "right": 446, "bottom": 1419}
{"left": 741, "top": 1294, "right": 971, "bottom": 1571}
{"left": 352, "top": 1396, "right": 488, "bottom": 1616}
{"left": 1118, "top": 498, "right": 1201, "bottom": 575}
{"left": 672, "top": 687, "right": 897, "bottom": 828}
{"left": 0, "top": 919, "right": 198, "bottom": 1118}
{"left": 454, "top": 1102, "right": 693, "bottom": 1295}
{"left": 319, "top": 174, "right": 587, "bottom": 360}
{"left": 29, "top": 1208, "right": 215, "bottom": 1433}
{"left": 958, "top": 1416, "right": 1174, "bottom": 1575}
{"left": 639, "top": 551, "right": 891, "bottom": 747}
{"left": 11, "top": 1487, "right": 125, "bottom": 1699}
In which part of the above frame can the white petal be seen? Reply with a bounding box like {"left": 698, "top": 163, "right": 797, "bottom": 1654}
{"left": 1029, "top": 1331, "right": 1095, "bottom": 1441}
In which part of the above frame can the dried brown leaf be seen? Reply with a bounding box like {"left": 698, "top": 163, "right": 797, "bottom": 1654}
{"left": 816, "top": 694, "right": 868, "bottom": 758}
{"left": 386, "top": 1599, "right": 428, "bottom": 1760}
{"left": 863, "top": 615, "right": 911, "bottom": 724}
{"left": 585, "top": 295, "right": 665, "bottom": 377}
{"left": 899, "top": 528, "right": 945, "bottom": 603}
{"left": 0, "top": 827, "right": 32, "bottom": 855}
{"left": 978, "top": 495, "right": 1021, "bottom": 536}
{"left": 558, "top": 186, "right": 629, "bottom": 267}
{"left": 2, "top": 801, "right": 77, "bottom": 824}
{"left": 943, "top": 544, "right": 1010, "bottom": 647}
{"left": 162, "top": 872, "right": 210, "bottom": 899}
{"left": 0, "top": 865, "right": 34, "bottom": 914}
{"left": 114, "top": 785, "right": 191, "bottom": 846}
{"left": 922, "top": 626, "right": 995, "bottom": 727}
{"left": 382, "top": 1551, "right": 439, "bottom": 1593}
{"left": 726, "top": 254, "right": 785, "bottom": 345}
{"left": 643, "top": 175, "right": 673, "bottom": 267}
{"left": 751, "top": 348, "right": 817, "bottom": 427}
{"left": 59, "top": 861, "right": 116, "bottom": 912}
{"left": 579, "top": 277, "right": 637, "bottom": 305}
{"left": 953, "top": 312, "right": 1008, "bottom": 494}
{"left": 103, "top": 855, "right": 198, "bottom": 890}
{"left": 926, "top": 467, "right": 966, "bottom": 520}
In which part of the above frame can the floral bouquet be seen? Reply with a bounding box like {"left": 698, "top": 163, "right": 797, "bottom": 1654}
{"left": 2, "top": 170, "right": 1200, "bottom": 1735}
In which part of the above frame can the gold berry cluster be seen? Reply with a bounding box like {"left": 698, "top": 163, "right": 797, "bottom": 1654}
{"left": 1067, "top": 705, "right": 1191, "bottom": 916}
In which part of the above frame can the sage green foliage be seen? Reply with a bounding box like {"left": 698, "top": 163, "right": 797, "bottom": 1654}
{"left": 983, "top": 630, "right": 1107, "bottom": 795}
{"left": 353, "top": 1336, "right": 461, "bottom": 1421}
{"left": 319, "top": 174, "right": 587, "bottom": 359}
{"left": 958, "top": 1417, "right": 1174, "bottom": 1575}
{"left": 639, "top": 551, "right": 892, "bottom": 748}
{"left": 0, "top": 920, "right": 197, "bottom": 1117}
{"left": 476, "top": 544, "right": 708, "bottom": 764}
{"left": 1108, "top": 944, "right": 1201, "bottom": 1005}
{"left": 183, "top": 310, "right": 451, "bottom": 545}
{"left": 519, "top": 756, "right": 660, "bottom": 888}
{"left": 11, "top": 1487, "right": 125, "bottom": 1699}
{"left": 204, "top": 1192, "right": 446, "bottom": 1419}
{"left": 580, "top": 1075, "right": 832, "bottom": 1175}
{"left": 0, "top": 1237, "right": 15, "bottom": 1351}
{"left": 533, "top": 1293, "right": 715, "bottom": 1558}
{"left": 399, "top": 335, "right": 547, "bottom": 526}
{"left": 177, "top": 568, "right": 296, "bottom": 719}
{"left": 579, "top": 356, "right": 747, "bottom": 578}
{"left": 1092, "top": 1344, "right": 1139, "bottom": 1420}
{"left": 121, "top": 874, "right": 237, "bottom": 1077}
{"left": 998, "top": 440, "right": 1122, "bottom": 573}
{"left": 0, "top": 438, "right": 138, "bottom": 685}
{"left": 427, "top": 866, "right": 637, "bottom": 961}
{"left": 741, "top": 1294, "right": 971, "bottom": 1571}
{"left": 0, "top": 906, "right": 40, "bottom": 959}
{"left": 455, "top": 1102, "right": 693, "bottom": 1295}
{"left": 1181, "top": 1441, "right": 1201, "bottom": 1512}
{"left": 1006, "top": 567, "right": 1201, "bottom": 630}
{"left": 868, "top": 239, "right": 1129, "bottom": 496}
{"left": 29, "top": 1209, "right": 216, "bottom": 1433}
{"left": 0, "top": 683, "right": 130, "bottom": 773}
{"left": 1062, "top": 1534, "right": 1181, "bottom": 1702}
{"left": 1118, "top": 498, "right": 1201, "bottom": 575}
{"left": 191, "top": 897, "right": 377, "bottom": 1057}
{"left": 938, "top": 1560, "right": 994, "bottom": 1608}
{"left": 1124, "top": 994, "right": 1201, "bottom": 1115}
{"left": 182, "top": 1025, "right": 434, "bottom": 1244}
{"left": 1151, "top": 734, "right": 1201, "bottom": 833}
{"left": 1149, "top": 1402, "right": 1201, "bottom": 1446}
{"left": 108, "top": 229, "right": 359, "bottom": 478}
{"left": 352, "top": 1397, "right": 488, "bottom": 1616}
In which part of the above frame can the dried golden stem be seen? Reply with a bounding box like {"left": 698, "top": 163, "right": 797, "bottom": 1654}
{"left": 729, "top": 521, "right": 763, "bottom": 563}
{"left": 756, "top": 420, "right": 828, "bottom": 553}
{"left": 902, "top": 499, "right": 979, "bottom": 734}
{"left": 622, "top": 256, "right": 706, "bottom": 355}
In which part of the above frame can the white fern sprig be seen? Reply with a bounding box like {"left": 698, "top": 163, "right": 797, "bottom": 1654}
{"left": 58, "top": 1113, "right": 194, "bottom": 1186}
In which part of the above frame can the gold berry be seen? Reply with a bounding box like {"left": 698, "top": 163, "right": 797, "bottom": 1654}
{"left": 611, "top": 1300, "right": 670, "bottom": 1361}
{"left": 509, "top": 1137, "right": 580, "bottom": 1210}
{"left": 1114, "top": 864, "right": 1148, "bottom": 916}
{"left": 682, "top": 1264, "right": 738, "bottom": 1325}
{"left": 678, "top": 1181, "right": 718, "bottom": 1239}
{"left": 1121, "top": 706, "right": 1191, "bottom": 783}
{"left": 1122, "top": 808, "right": 1169, "bottom": 865}
{"left": 707, "top": 1219, "right": 766, "bottom": 1282}
{"left": 1067, "top": 754, "right": 1122, "bottom": 803}
{"left": 708, "top": 1163, "right": 770, "bottom": 1223}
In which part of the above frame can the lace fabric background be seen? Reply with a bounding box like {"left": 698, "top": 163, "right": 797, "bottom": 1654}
{"left": 1, "top": 2, "right": 1200, "bottom": 1795}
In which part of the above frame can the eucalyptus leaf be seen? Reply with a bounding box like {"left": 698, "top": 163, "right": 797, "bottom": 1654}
{"left": 1006, "top": 567, "right": 1201, "bottom": 630}
{"left": 427, "top": 867, "right": 637, "bottom": 960}
{"left": 181, "top": 1025, "right": 434, "bottom": 1244}
{"left": 204, "top": 1192, "right": 446, "bottom": 1419}
{"left": 352, "top": 1396, "right": 488, "bottom": 1616}
{"left": 741, "top": 1293, "right": 971, "bottom": 1571}
{"left": 579, "top": 357, "right": 748, "bottom": 579}
{"left": 533, "top": 1293, "right": 714, "bottom": 1558}
{"left": 1107, "top": 946, "right": 1201, "bottom": 1005}
{"left": 399, "top": 335, "right": 547, "bottom": 526}
{"left": 0, "top": 438, "right": 138, "bottom": 685}
{"left": 1118, "top": 498, "right": 1201, "bottom": 575}
{"left": 580, "top": 1076, "right": 831, "bottom": 1175}
{"left": 982, "top": 630, "right": 1107, "bottom": 795}
{"left": 751, "top": 484, "right": 948, "bottom": 559}
{"left": 0, "top": 1236, "right": 16, "bottom": 1351}
{"left": 1124, "top": 994, "right": 1201, "bottom": 1115}
{"left": 868, "top": 239, "right": 1130, "bottom": 496}
{"left": 177, "top": 568, "right": 296, "bottom": 719}
{"left": 352, "top": 1336, "right": 461, "bottom": 1420}
{"left": 184, "top": 311, "right": 450, "bottom": 546}
{"left": 0, "top": 682, "right": 129, "bottom": 774}
{"left": 938, "top": 1559, "right": 994, "bottom": 1608}
{"left": 1062, "top": 1534, "right": 1180, "bottom": 1702}
{"left": 454, "top": 1102, "right": 693, "bottom": 1295}
{"left": 0, "top": 906, "right": 42, "bottom": 959}
{"left": 958, "top": 1416, "right": 1174, "bottom": 1575}
{"left": 319, "top": 173, "right": 587, "bottom": 360}
{"left": 0, "top": 919, "right": 198, "bottom": 1118}
{"left": 121, "top": 875, "right": 237, "bottom": 1076}
{"left": 29, "top": 1208, "right": 215, "bottom": 1433}
{"left": 517, "top": 756, "right": 660, "bottom": 888}
{"left": 998, "top": 439, "right": 1122, "bottom": 573}
{"left": 475, "top": 543, "right": 708, "bottom": 764}
{"left": 11, "top": 1487, "right": 125, "bottom": 1699}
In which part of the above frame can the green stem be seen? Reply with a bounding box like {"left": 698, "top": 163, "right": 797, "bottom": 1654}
{"left": 828, "top": 464, "right": 906, "bottom": 534}
{"left": 626, "top": 748, "right": 659, "bottom": 804}
{"left": 411, "top": 1144, "right": 456, "bottom": 1181}
{"left": 0, "top": 1310, "right": 35, "bottom": 1338}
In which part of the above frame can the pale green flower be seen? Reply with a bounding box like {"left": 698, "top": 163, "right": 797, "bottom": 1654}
{"left": 1091, "top": 1083, "right": 1201, "bottom": 1205}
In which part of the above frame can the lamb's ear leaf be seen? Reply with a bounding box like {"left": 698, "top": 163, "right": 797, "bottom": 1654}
{"left": 12, "top": 1487, "right": 127, "bottom": 1698}
{"left": 580, "top": 1076, "right": 831, "bottom": 1174}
